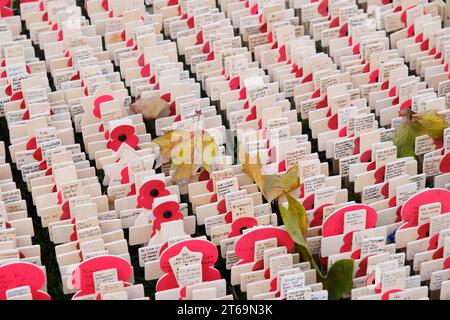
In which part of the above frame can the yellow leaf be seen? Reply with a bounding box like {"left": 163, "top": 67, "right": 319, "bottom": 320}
{"left": 171, "top": 163, "right": 196, "bottom": 184}
{"left": 241, "top": 152, "right": 266, "bottom": 190}
{"left": 242, "top": 152, "right": 300, "bottom": 202}
{"left": 201, "top": 132, "right": 218, "bottom": 173}
{"left": 415, "top": 111, "right": 449, "bottom": 139}
{"left": 393, "top": 111, "right": 449, "bottom": 158}
{"left": 266, "top": 165, "right": 300, "bottom": 203}
{"left": 153, "top": 130, "right": 191, "bottom": 162}
{"left": 153, "top": 130, "right": 218, "bottom": 184}
{"left": 170, "top": 132, "right": 197, "bottom": 184}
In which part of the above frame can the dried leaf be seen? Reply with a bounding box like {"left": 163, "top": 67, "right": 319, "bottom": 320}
{"left": 131, "top": 96, "right": 169, "bottom": 120}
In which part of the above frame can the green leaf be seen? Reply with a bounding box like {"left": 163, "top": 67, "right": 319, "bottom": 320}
{"left": 279, "top": 193, "right": 354, "bottom": 300}
{"left": 279, "top": 193, "right": 307, "bottom": 243}
{"left": 320, "top": 260, "right": 354, "bottom": 300}
{"left": 393, "top": 121, "right": 420, "bottom": 158}
{"left": 393, "top": 111, "right": 449, "bottom": 158}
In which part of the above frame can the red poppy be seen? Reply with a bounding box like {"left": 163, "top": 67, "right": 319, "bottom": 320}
{"left": 121, "top": 167, "right": 129, "bottom": 184}
{"left": 228, "top": 217, "right": 258, "bottom": 238}
{"left": 60, "top": 202, "right": 71, "bottom": 220}
{"left": 26, "top": 137, "right": 37, "bottom": 150}
{"left": 107, "top": 125, "right": 139, "bottom": 152}
{"left": 152, "top": 201, "right": 183, "bottom": 236}
{"left": 127, "top": 183, "right": 136, "bottom": 196}
{"left": 0, "top": 0, "right": 12, "bottom": 17}
{"left": 440, "top": 152, "right": 450, "bottom": 172}
{"left": 432, "top": 247, "right": 444, "bottom": 260}
{"left": 395, "top": 205, "right": 402, "bottom": 223}
{"left": 101, "top": 0, "right": 108, "bottom": 11}
{"left": 339, "top": 231, "right": 355, "bottom": 253}
{"left": 0, "top": 262, "right": 51, "bottom": 300}
{"left": 221, "top": 210, "right": 232, "bottom": 223}
{"left": 70, "top": 225, "right": 78, "bottom": 242}
{"left": 428, "top": 233, "right": 439, "bottom": 251}
{"left": 136, "top": 180, "right": 171, "bottom": 210}
{"left": 217, "top": 199, "right": 226, "bottom": 214}
{"left": 198, "top": 170, "right": 210, "bottom": 181}
{"left": 354, "top": 255, "right": 369, "bottom": 278}
{"left": 310, "top": 204, "right": 331, "bottom": 227}
{"left": 93, "top": 95, "right": 114, "bottom": 119}
{"left": 56, "top": 191, "right": 71, "bottom": 220}
{"left": 417, "top": 223, "right": 429, "bottom": 240}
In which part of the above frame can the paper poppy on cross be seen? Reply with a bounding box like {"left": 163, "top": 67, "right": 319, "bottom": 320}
{"left": 106, "top": 125, "right": 139, "bottom": 151}
{"left": 151, "top": 201, "right": 184, "bottom": 237}
{"left": 228, "top": 217, "right": 258, "bottom": 238}
{"left": 136, "top": 180, "right": 171, "bottom": 210}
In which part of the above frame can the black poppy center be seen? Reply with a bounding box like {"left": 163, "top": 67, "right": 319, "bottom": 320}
{"left": 118, "top": 134, "right": 127, "bottom": 142}
{"left": 150, "top": 189, "right": 159, "bottom": 197}
{"left": 163, "top": 210, "right": 173, "bottom": 219}
{"left": 239, "top": 227, "right": 248, "bottom": 234}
